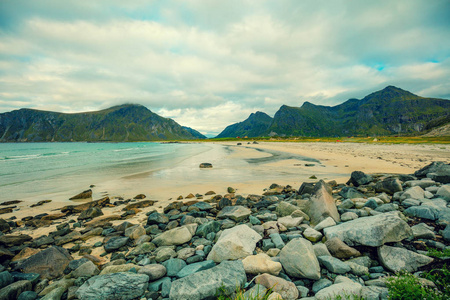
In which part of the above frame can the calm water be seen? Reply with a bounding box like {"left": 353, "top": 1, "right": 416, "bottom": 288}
{"left": 0, "top": 142, "right": 210, "bottom": 202}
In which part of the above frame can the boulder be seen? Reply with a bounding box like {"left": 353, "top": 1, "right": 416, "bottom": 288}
{"left": 124, "top": 224, "right": 146, "bottom": 240}
{"left": 0, "top": 271, "right": 13, "bottom": 289}
{"left": 0, "top": 280, "right": 32, "bottom": 300}
{"left": 375, "top": 178, "right": 403, "bottom": 194}
{"left": 78, "top": 207, "right": 103, "bottom": 220}
{"left": 279, "top": 238, "right": 320, "bottom": 280}
{"left": 207, "top": 224, "right": 262, "bottom": 263}
{"left": 305, "top": 180, "right": 340, "bottom": 225}
{"left": 169, "top": 260, "right": 246, "bottom": 300}
{"left": 314, "top": 216, "right": 336, "bottom": 231}
{"left": 199, "top": 163, "right": 212, "bottom": 168}
{"left": 348, "top": 171, "right": 373, "bottom": 187}
{"left": 436, "top": 185, "right": 450, "bottom": 200}
{"left": 242, "top": 253, "right": 282, "bottom": 275}
{"left": 147, "top": 212, "right": 169, "bottom": 225}
{"left": 104, "top": 236, "right": 130, "bottom": 252}
{"left": 315, "top": 276, "right": 362, "bottom": 300}
{"left": 323, "top": 212, "right": 412, "bottom": 247}
{"left": 17, "top": 246, "right": 72, "bottom": 280}
{"left": 415, "top": 161, "right": 450, "bottom": 183}
{"left": 325, "top": 237, "right": 361, "bottom": 259}
{"left": 217, "top": 206, "right": 251, "bottom": 222}
{"left": 254, "top": 273, "right": 299, "bottom": 300}
{"left": 123, "top": 200, "right": 155, "bottom": 210}
{"left": 137, "top": 264, "right": 166, "bottom": 281}
{"left": 401, "top": 186, "right": 425, "bottom": 200}
{"left": 69, "top": 189, "right": 92, "bottom": 200}
{"left": 303, "top": 227, "right": 323, "bottom": 242}
{"left": 0, "top": 234, "right": 32, "bottom": 247}
{"left": 378, "top": 245, "right": 434, "bottom": 273}
{"left": 76, "top": 272, "right": 149, "bottom": 300}
{"left": 277, "top": 216, "right": 303, "bottom": 229}
{"left": 276, "top": 201, "right": 300, "bottom": 217}
{"left": 153, "top": 224, "right": 197, "bottom": 246}
{"left": 99, "top": 264, "right": 141, "bottom": 275}
{"left": 318, "top": 256, "right": 351, "bottom": 274}
{"left": 162, "top": 259, "right": 187, "bottom": 277}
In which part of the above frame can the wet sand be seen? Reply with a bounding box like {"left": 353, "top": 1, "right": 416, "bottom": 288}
{"left": 2, "top": 141, "right": 448, "bottom": 223}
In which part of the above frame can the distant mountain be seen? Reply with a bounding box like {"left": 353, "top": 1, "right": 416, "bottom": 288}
{"left": 216, "top": 86, "right": 450, "bottom": 138}
{"left": 216, "top": 111, "right": 273, "bottom": 138}
{"left": 182, "top": 126, "right": 207, "bottom": 139}
{"left": 0, "top": 104, "right": 206, "bottom": 142}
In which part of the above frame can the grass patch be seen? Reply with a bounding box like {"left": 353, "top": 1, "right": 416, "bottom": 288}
{"left": 427, "top": 248, "right": 450, "bottom": 258}
{"left": 386, "top": 265, "right": 450, "bottom": 300}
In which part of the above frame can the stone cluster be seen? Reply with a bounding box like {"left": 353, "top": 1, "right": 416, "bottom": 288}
{"left": 0, "top": 161, "right": 449, "bottom": 299}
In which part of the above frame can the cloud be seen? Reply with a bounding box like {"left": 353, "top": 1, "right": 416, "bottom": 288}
{"left": 0, "top": 0, "right": 449, "bottom": 135}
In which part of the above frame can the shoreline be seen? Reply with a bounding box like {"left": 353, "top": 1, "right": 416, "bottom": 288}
{"left": 1, "top": 141, "right": 448, "bottom": 221}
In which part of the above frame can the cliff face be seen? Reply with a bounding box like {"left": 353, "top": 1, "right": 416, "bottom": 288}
{"left": 216, "top": 111, "right": 273, "bottom": 138}
{"left": 216, "top": 86, "right": 450, "bottom": 138}
{"left": 0, "top": 104, "right": 206, "bottom": 142}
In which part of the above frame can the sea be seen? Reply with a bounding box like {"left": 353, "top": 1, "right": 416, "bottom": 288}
{"left": 0, "top": 142, "right": 320, "bottom": 203}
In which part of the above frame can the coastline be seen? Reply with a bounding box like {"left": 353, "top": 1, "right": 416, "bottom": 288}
{"left": 1, "top": 141, "right": 448, "bottom": 222}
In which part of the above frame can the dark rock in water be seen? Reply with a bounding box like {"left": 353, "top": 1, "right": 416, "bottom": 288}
{"left": 76, "top": 272, "right": 149, "bottom": 300}
{"left": 375, "top": 178, "right": 403, "bottom": 194}
{"left": 30, "top": 200, "right": 52, "bottom": 208}
{"left": 0, "top": 219, "right": 10, "bottom": 233}
{"left": 199, "top": 163, "right": 212, "bottom": 168}
{"left": 17, "top": 246, "right": 72, "bottom": 280}
{"left": 0, "top": 280, "right": 32, "bottom": 300}
{"left": 104, "top": 236, "right": 130, "bottom": 253}
{"left": 78, "top": 207, "right": 103, "bottom": 220}
{"left": 0, "top": 207, "right": 14, "bottom": 215}
{"left": 0, "top": 271, "right": 13, "bottom": 289}
{"left": 169, "top": 260, "right": 246, "bottom": 300}
{"left": 134, "top": 194, "right": 146, "bottom": 199}
{"left": 0, "top": 200, "right": 22, "bottom": 206}
{"left": 0, "top": 234, "right": 32, "bottom": 247}
{"left": 69, "top": 189, "right": 92, "bottom": 200}
{"left": 348, "top": 171, "right": 373, "bottom": 187}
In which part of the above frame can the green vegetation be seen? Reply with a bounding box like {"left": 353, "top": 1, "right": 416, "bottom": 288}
{"left": 427, "top": 248, "right": 450, "bottom": 258}
{"left": 0, "top": 104, "right": 206, "bottom": 142}
{"left": 385, "top": 265, "right": 450, "bottom": 300}
{"left": 215, "top": 285, "right": 274, "bottom": 300}
{"left": 216, "top": 86, "right": 450, "bottom": 139}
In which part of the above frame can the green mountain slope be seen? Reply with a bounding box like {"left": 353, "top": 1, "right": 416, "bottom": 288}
{"left": 0, "top": 104, "right": 206, "bottom": 142}
{"left": 217, "top": 86, "right": 450, "bottom": 138}
{"left": 216, "top": 111, "right": 273, "bottom": 138}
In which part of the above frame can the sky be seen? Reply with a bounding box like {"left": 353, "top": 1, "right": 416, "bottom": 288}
{"left": 0, "top": 1, "right": 449, "bottom": 137}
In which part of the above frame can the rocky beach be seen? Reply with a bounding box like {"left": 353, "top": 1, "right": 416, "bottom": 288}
{"left": 0, "top": 143, "right": 449, "bottom": 300}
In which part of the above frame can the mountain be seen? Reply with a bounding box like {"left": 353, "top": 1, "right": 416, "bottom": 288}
{"left": 0, "top": 104, "right": 206, "bottom": 142}
{"left": 216, "top": 86, "right": 450, "bottom": 138}
{"left": 216, "top": 111, "right": 273, "bottom": 138}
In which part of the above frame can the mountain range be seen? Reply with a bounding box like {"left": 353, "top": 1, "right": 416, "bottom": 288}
{"left": 0, "top": 104, "right": 206, "bottom": 142}
{"left": 216, "top": 86, "right": 450, "bottom": 138}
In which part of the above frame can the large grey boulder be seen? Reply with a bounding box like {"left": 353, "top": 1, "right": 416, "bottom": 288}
{"left": 279, "top": 238, "right": 320, "bottom": 280}
{"left": 207, "top": 224, "right": 261, "bottom": 263}
{"left": 75, "top": 272, "right": 149, "bottom": 300}
{"left": 153, "top": 224, "right": 197, "bottom": 246}
{"left": 169, "top": 260, "right": 246, "bottom": 300}
{"left": 0, "top": 280, "right": 32, "bottom": 300}
{"left": 305, "top": 180, "right": 340, "bottom": 225}
{"left": 254, "top": 273, "right": 299, "bottom": 300}
{"left": 323, "top": 212, "right": 412, "bottom": 247}
{"left": 375, "top": 178, "right": 403, "bottom": 194}
{"left": 378, "top": 245, "right": 434, "bottom": 273}
{"left": 348, "top": 171, "right": 373, "bottom": 187}
{"left": 17, "top": 246, "right": 72, "bottom": 280}
{"left": 315, "top": 276, "right": 362, "bottom": 300}
{"left": 401, "top": 186, "right": 425, "bottom": 200}
{"left": 318, "top": 256, "right": 351, "bottom": 274}
{"left": 217, "top": 206, "right": 251, "bottom": 222}
{"left": 415, "top": 161, "right": 450, "bottom": 183}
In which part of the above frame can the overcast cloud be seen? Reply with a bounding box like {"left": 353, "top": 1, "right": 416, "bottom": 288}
{"left": 0, "top": 0, "right": 449, "bottom": 136}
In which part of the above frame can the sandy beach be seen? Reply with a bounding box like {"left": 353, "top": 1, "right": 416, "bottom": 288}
{"left": 2, "top": 141, "right": 448, "bottom": 225}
